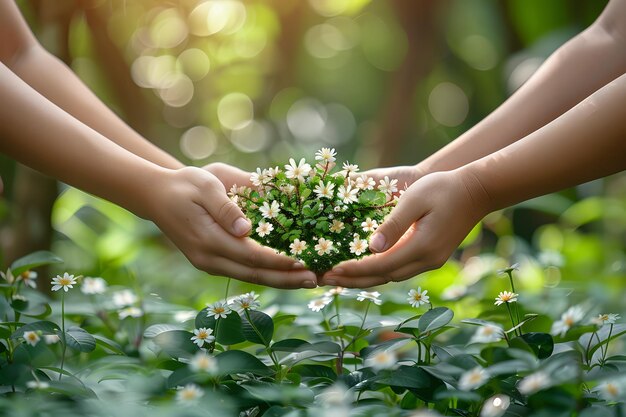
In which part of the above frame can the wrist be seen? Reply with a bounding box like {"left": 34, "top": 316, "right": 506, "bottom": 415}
{"left": 455, "top": 163, "right": 496, "bottom": 219}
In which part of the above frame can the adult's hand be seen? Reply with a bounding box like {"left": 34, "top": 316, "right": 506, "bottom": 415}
{"left": 320, "top": 170, "right": 489, "bottom": 288}
{"left": 149, "top": 167, "right": 317, "bottom": 289}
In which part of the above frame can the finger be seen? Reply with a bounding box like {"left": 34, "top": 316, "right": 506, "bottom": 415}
{"left": 320, "top": 259, "right": 432, "bottom": 288}
{"left": 205, "top": 162, "right": 252, "bottom": 190}
{"left": 203, "top": 256, "right": 317, "bottom": 289}
{"left": 200, "top": 185, "right": 252, "bottom": 237}
{"left": 369, "top": 192, "right": 426, "bottom": 253}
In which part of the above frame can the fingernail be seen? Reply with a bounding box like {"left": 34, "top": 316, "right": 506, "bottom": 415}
{"left": 369, "top": 233, "right": 386, "bottom": 252}
{"left": 324, "top": 279, "right": 337, "bottom": 286}
{"left": 332, "top": 268, "right": 343, "bottom": 275}
{"left": 232, "top": 217, "right": 251, "bottom": 236}
{"left": 292, "top": 262, "right": 305, "bottom": 269}
{"left": 303, "top": 281, "right": 317, "bottom": 288}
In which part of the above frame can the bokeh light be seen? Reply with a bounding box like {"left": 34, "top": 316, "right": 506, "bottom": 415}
{"left": 180, "top": 126, "right": 218, "bottom": 160}
{"left": 287, "top": 98, "right": 328, "bottom": 142}
{"left": 177, "top": 48, "right": 211, "bottom": 81}
{"left": 217, "top": 92, "right": 254, "bottom": 130}
{"left": 428, "top": 82, "right": 469, "bottom": 127}
{"left": 149, "top": 8, "right": 188, "bottom": 49}
{"left": 459, "top": 35, "right": 499, "bottom": 71}
{"left": 230, "top": 120, "right": 272, "bottom": 153}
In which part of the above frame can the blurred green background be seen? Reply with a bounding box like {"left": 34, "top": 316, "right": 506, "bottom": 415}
{"left": 0, "top": 0, "right": 624, "bottom": 318}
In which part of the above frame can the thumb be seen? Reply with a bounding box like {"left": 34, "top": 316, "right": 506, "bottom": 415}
{"left": 369, "top": 194, "right": 421, "bottom": 253}
{"left": 203, "top": 185, "right": 251, "bottom": 237}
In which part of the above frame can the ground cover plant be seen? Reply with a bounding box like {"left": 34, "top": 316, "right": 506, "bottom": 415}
{"left": 1, "top": 250, "right": 625, "bottom": 417}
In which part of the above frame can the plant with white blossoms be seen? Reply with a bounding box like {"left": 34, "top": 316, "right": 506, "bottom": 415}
{"left": 190, "top": 327, "right": 215, "bottom": 347}
{"left": 551, "top": 305, "right": 585, "bottom": 337}
{"left": 51, "top": 273, "right": 78, "bottom": 292}
{"left": 231, "top": 149, "right": 397, "bottom": 273}
{"left": 458, "top": 367, "right": 489, "bottom": 391}
{"left": 81, "top": 277, "right": 107, "bottom": 295}
{"left": 407, "top": 287, "right": 430, "bottom": 308}
{"left": 517, "top": 371, "right": 552, "bottom": 395}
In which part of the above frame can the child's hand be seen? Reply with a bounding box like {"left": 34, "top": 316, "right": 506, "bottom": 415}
{"left": 149, "top": 167, "right": 317, "bottom": 289}
{"left": 320, "top": 170, "right": 489, "bottom": 288}
{"left": 204, "top": 162, "right": 252, "bottom": 191}
{"left": 356, "top": 165, "right": 424, "bottom": 191}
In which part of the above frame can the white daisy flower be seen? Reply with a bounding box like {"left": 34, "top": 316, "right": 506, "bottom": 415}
{"left": 596, "top": 380, "right": 623, "bottom": 401}
{"left": 206, "top": 301, "right": 231, "bottom": 319}
{"left": 471, "top": 324, "right": 504, "bottom": 344}
{"left": 308, "top": 297, "right": 331, "bottom": 312}
{"left": 250, "top": 168, "right": 265, "bottom": 187}
{"left": 176, "top": 383, "right": 204, "bottom": 405}
{"left": 355, "top": 174, "right": 376, "bottom": 190}
{"left": 315, "top": 147, "right": 337, "bottom": 163}
{"left": 231, "top": 292, "right": 261, "bottom": 312}
{"left": 329, "top": 219, "right": 345, "bottom": 233}
{"left": 361, "top": 218, "right": 378, "bottom": 233}
{"left": 285, "top": 158, "right": 312, "bottom": 182}
{"left": 337, "top": 184, "right": 358, "bottom": 204}
{"left": 324, "top": 287, "right": 350, "bottom": 297}
{"left": 191, "top": 327, "right": 215, "bottom": 347}
{"left": 112, "top": 289, "right": 138, "bottom": 307}
{"left": 314, "top": 238, "right": 334, "bottom": 256}
{"left": 364, "top": 349, "right": 397, "bottom": 371}
{"left": 189, "top": 351, "right": 218, "bottom": 374}
{"left": 459, "top": 367, "right": 489, "bottom": 391}
{"left": 256, "top": 221, "right": 274, "bottom": 237}
{"left": 480, "top": 394, "right": 510, "bottom": 417}
{"left": 23, "top": 331, "right": 41, "bottom": 347}
{"left": 314, "top": 181, "right": 335, "bottom": 199}
{"left": 259, "top": 200, "right": 281, "bottom": 219}
{"left": 18, "top": 270, "right": 38, "bottom": 289}
{"left": 51, "top": 273, "right": 77, "bottom": 292}
{"left": 266, "top": 166, "right": 280, "bottom": 178}
{"left": 118, "top": 307, "right": 143, "bottom": 320}
{"left": 339, "top": 162, "right": 359, "bottom": 177}
{"left": 289, "top": 239, "right": 307, "bottom": 256}
{"left": 517, "top": 371, "right": 551, "bottom": 395}
{"left": 349, "top": 238, "right": 368, "bottom": 256}
{"left": 44, "top": 334, "right": 60, "bottom": 345}
{"left": 81, "top": 277, "right": 107, "bottom": 295}
{"left": 26, "top": 380, "right": 49, "bottom": 390}
{"left": 591, "top": 313, "right": 620, "bottom": 327}
{"left": 356, "top": 291, "right": 382, "bottom": 305}
{"left": 551, "top": 305, "right": 585, "bottom": 337}
{"left": 280, "top": 183, "right": 295, "bottom": 195}
{"left": 494, "top": 291, "right": 518, "bottom": 306}
{"left": 378, "top": 176, "right": 398, "bottom": 195}
{"left": 407, "top": 287, "right": 430, "bottom": 308}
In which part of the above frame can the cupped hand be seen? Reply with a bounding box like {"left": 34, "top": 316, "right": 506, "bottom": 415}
{"left": 149, "top": 167, "right": 317, "bottom": 289}
{"left": 204, "top": 162, "right": 252, "bottom": 191}
{"left": 320, "top": 169, "right": 491, "bottom": 288}
{"left": 356, "top": 165, "right": 425, "bottom": 191}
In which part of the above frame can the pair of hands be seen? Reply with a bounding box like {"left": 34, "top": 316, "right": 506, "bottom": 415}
{"left": 168, "top": 162, "right": 489, "bottom": 289}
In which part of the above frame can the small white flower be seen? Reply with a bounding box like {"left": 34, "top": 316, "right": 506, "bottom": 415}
{"left": 18, "top": 270, "right": 38, "bottom": 289}
{"left": 596, "top": 380, "right": 623, "bottom": 401}
{"left": 26, "top": 380, "right": 49, "bottom": 390}
{"left": 459, "top": 367, "right": 489, "bottom": 391}
{"left": 285, "top": 158, "right": 312, "bottom": 182}
{"left": 189, "top": 351, "right": 218, "bottom": 374}
{"left": 176, "top": 383, "right": 204, "bottom": 405}
{"left": 356, "top": 291, "right": 382, "bottom": 305}
{"left": 329, "top": 219, "right": 345, "bottom": 233}
{"left": 314, "top": 238, "right": 334, "bottom": 256}
{"left": 0, "top": 269, "right": 15, "bottom": 284}
{"left": 592, "top": 313, "right": 620, "bottom": 327}
{"left": 315, "top": 147, "right": 337, "bottom": 163}
{"left": 361, "top": 218, "right": 378, "bottom": 233}
{"left": 480, "top": 394, "right": 510, "bottom": 417}
{"left": 378, "top": 176, "right": 398, "bottom": 195}
{"left": 314, "top": 181, "right": 335, "bottom": 199}
{"left": 471, "top": 324, "right": 504, "bottom": 344}
{"left": 324, "top": 287, "right": 350, "bottom": 297}
{"left": 337, "top": 184, "right": 358, "bottom": 204}
{"left": 81, "top": 277, "right": 107, "bottom": 295}
{"left": 308, "top": 298, "right": 331, "bottom": 312}
{"left": 44, "top": 334, "right": 60, "bottom": 345}
{"left": 266, "top": 166, "right": 280, "bottom": 178}
{"left": 256, "top": 220, "right": 274, "bottom": 237}
{"left": 206, "top": 301, "right": 231, "bottom": 319}
{"left": 355, "top": 174, "right": 376, "bottom": 190}
{"left": 231, "top": 292, "right": 260, "bottom": 312}
{"left": 259, "top": 200, "right": 281, "bottom": 219}
{"left": 349, "top": 238, "right": 368, "bottom": 256}
{"left": 118, "top": 307, "right": 143, "bottom": 319}
{"left": 23, "top": 331, "right": 41, "bottom": 347}
{"left": 289, "top": 239, "right": 307, "bottom": 256}
{"left": 551, "top": 306, "right": 585, "bottom": 337}
{"left": 339, "top": 162, "right": 359, "bottom": 177}
{"left": 407, "top": 287, "right": 430, "bottom": 308}
{"left": 364, "top": 349, "right": 397, "bottom": 371}
{"left": 280, "top": 183, "right": 295, "bottom": 194}
{"left": 51, "top": 273, "right": 77, "bottom": 292}
{"left": 494, "top": 291, "right": 518, "bottom": 306}
{"left": 250, "top": 168, "right": 265, "bottom": 187}
{"left": 517, "top": 371, "right": 551, "bottom": 395}
{"left": 112, "top": 289, "right": 138, "bottom": 307}
{"left": 191, "top": 327, "right": 215, "bottom": 347}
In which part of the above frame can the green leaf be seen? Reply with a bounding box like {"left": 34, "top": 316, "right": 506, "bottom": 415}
{"left": 418, "top": 307, "right": 454, "bottom": 333}
{"left": 359, "top": 190, "right": 386, "bottom": 206}
{"left": 580, "top": 324, "right": 626, "bottom": 363}
{"left": 153, "top": 330, "right": 197, "bottom": 358}
{"left": 10, "top": 320, "right": 60, "bottom": 340}
{"left": 271, "top": 338, "right": 312, "bottom": 352}
{"left": 505, "top": 314, "right": 539, "bottom": 334}
{"left": 64, "top": 327, "right": 96, "bottom": 352}
{"left": 215, "top": 350, "right": 272, "bottom": 376}
{"left": 510, "top": 332, "right": 553, "bottom": 359}
{"left": 195, "top": 310, "right": 245, "bottom": 345}
{"left": 93, "top": 335, "right": 125, "bottom": 355}
{"left": 144, "top": 324, "right": 183, "bottom": 338}
{"left": 10, "top": 251, "right": 63, "bottom": 276}
{"left": 242, "top": 310, "right": 274, "bottom": 346}
{"left": 378, "top": 365, "right": 432, "bottom": 389}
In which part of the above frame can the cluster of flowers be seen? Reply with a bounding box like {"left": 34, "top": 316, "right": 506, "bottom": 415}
{"left": 229, "top": 148, "right": 398, "bottom": 273}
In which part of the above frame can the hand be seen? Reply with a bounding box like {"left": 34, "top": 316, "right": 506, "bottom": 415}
{"left": 357, "top": 165, "right": 424, "bottom": 191}
{"left": 204, "top": 162, "right": 252, "bottom": 191}
{"left": 148, "top": 167, "right": 318, "bottom": 289}
{"left": 320, "top": 170, "right": 490, "bottom": 288}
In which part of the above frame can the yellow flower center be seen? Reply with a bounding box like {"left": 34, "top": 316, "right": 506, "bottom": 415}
{"left": 198, "top": 331, "right": 209, "bottom": 339}
{"left": 27, "top": 333, "right": 38, "bottom": 341}
{"left": 59, "top": 278, "right": 72, "bottom": 286}
{"left": 607, "top": 384, "right": 619, "bottom": 396}
{"left": 214, "top": 307, "right": 224, "bottom": 314}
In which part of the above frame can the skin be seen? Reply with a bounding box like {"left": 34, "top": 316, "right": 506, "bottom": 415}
{"left": 0, "top": 2, "right": 317, "bottom": 289}
{"left": 319, "top": 0, "right": 626, "bottom": 287}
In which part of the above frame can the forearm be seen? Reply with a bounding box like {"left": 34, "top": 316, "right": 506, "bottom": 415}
{"left": 418, "top": 11, "right": 626, "bottom": 175}
{"left": 7, "top": 45, "right": 184, "bottom": 170}
{"left": 0, "top": 62, "right": 165, "bottom": 218}
{"left": 464, "top": 73, "right": 626, "bottom": 213}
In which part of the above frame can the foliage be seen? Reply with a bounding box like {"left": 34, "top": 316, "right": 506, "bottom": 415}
{"left": 1, "top": 252, "right": 625, "bottom": 417}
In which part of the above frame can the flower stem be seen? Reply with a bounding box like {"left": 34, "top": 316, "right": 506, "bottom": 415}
{"left": 224, "top": 278, "right": 232, "bottom": 300}
{"left": 343, "top": 301, "right": 370, "bottom": 354}
{"left": 601, "top": 324, "right": 613, "bottom": 365}
{"left": 505, "top": 303, "right": 516, "bottom": 334}
{"left": 59, "top": 292, "right": 67, "bottom": 380}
